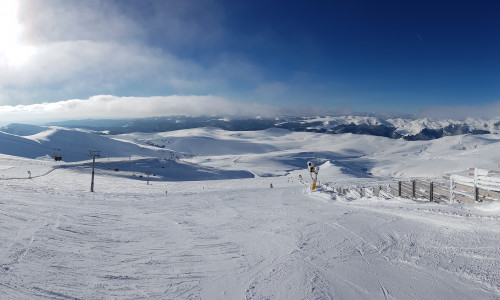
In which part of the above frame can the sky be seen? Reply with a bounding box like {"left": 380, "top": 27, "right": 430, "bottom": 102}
{"left": 0, "top": 0, "right": 499, "bottom": 123}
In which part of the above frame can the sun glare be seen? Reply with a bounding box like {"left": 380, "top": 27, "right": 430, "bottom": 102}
{"left": 0, "top": 0, "right": 36, "bottom": 67}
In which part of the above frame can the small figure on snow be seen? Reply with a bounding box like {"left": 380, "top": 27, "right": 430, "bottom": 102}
{"left": 270, "top": 183, "right": 273, "bottom": 188}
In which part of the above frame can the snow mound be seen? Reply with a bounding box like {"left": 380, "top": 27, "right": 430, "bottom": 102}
{"left": 0, "top": 123, "right": 48, "bottom": 136}
{"left": 473, "top": 201, "right": 500, "bottom": 213}
{"left": 1, "top": 127, "right": 157, "bottom": 162}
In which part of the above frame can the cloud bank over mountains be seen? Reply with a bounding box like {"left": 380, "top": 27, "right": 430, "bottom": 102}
{"left": 2, "top": 93, "right": 500, "bottom": 127}
{"left": 0, "top": 95, "right": 287, "bottom": 124}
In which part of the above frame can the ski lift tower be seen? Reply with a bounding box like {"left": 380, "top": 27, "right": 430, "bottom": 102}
{"left": 89, "top": 150, "right": 101, "bottom": 192}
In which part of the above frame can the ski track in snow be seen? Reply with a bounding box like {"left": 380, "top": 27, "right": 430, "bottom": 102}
{"left": 1, "top": 169, "right": 498, "bottom": 299}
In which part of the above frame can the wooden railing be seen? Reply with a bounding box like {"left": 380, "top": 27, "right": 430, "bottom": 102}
{"left": 326, "top": 168, "right": 500, "bottom": 204}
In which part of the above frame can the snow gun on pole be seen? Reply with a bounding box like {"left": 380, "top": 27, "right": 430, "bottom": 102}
{"left": 307, "top": 161, "right": 319, "bottom": 190}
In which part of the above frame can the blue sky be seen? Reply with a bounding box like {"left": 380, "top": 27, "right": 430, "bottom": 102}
{"left": 0, "top": 0, "right": 499, "bottom": 121}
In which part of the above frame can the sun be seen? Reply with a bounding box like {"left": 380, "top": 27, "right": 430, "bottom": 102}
{"left": 0, "top": 0, "right": 36, "bottom": 67}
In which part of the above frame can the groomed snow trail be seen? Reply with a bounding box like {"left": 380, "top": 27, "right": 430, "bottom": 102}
{"left": 1, "top": 168, "right": 499, "bottom": 299}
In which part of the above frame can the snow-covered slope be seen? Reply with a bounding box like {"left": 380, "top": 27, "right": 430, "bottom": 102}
{"left": 1, "top": 126, "right": 499, "bottom": 299}
{"left": 0, "top": 131, "right": 48, "bottom": 160}
{"left": 0, "top": 123, "right": 48, "bottom": 136}
{"left": 1, "top": 158, "right": 498, "bottom": 299}
{"left": 3, "top": 124, "right": 500, "bottom": 180}
{"left": 0, "top": 127, "right": 158, "bottom": 162}
{"left": 115, "top": 127, "right": 500, "bottom": 180}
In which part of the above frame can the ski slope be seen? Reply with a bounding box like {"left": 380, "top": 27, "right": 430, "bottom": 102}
{"left": 1, "top": 126, "right": 499, "bottom": 299}
{"left": 0, "top": 126, "right": 158, "bottom": 162}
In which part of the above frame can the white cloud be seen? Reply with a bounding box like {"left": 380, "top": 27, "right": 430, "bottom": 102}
{"left": 0, "top": 0, "right": 261, "bottom": 106}
{"left": 0, "top": 95, "right": 285, "bottom": 125}
{"left": 0, "top": 37, "right": 209, "bottom": 105}
{"left": 18, "top": 0, "right": 144, "bottom": 45}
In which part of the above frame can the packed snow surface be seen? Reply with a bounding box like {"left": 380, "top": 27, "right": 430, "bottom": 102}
{"left": 1, "top": 127, "right": 499, "bottom": 299}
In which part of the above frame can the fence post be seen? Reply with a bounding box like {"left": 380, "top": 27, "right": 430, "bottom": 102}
{"left": 450, "top": 177, "right": 454, "bottom": 203}
{"left": 430, "top": 181, "right": 434, "bottom": 202}
{"left": 360, "top": 187, "right": 364, "bottom": 198}
{"left": 412, "top": 180, "right": 416, "bottom": 199}
{"left": 474, "top": 168, "right": 478, "bottom": 202}
{"left": 398, "top": 181, "right": 402, "bottom": 197}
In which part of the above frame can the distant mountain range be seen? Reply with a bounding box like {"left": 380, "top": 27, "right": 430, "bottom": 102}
{"left": 1, "top": 115, "right": 499, "bottom": 140}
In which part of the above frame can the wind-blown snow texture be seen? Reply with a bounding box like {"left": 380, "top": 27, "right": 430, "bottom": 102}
{"left": 1, "top": 126, "right": 499, "bottom": 299}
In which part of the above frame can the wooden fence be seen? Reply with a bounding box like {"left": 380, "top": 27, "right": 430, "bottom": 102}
{"left": 329, "top": 168, "right": 500, "bottom": 204}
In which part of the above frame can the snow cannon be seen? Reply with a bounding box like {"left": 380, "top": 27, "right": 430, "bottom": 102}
{"left": 307, "top": 161, "right": 316, "bottom": 173}
{"left": 307, "top": 161, "right": 319, "bottom": 190}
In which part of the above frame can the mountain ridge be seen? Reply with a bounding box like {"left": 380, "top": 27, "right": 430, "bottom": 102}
{"left": 2, "top": 115, "right": 499, "bottom": 140}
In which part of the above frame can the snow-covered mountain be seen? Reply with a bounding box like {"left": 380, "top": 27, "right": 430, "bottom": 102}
{"left": 42, "top": 115, "right": 499, "bottom": 140}
{"left": 3, "top": 121, "right": 499, "bottom": 179}
{"left": 1, "top": 123, "right": 499, "bottom": 298}
{"left": 0, "top": 126, "right": 157, "bottom": 162}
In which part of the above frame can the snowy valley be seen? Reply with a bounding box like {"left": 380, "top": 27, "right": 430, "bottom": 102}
{"left": 0, "top": 122, "right": 499, "bottom": 299}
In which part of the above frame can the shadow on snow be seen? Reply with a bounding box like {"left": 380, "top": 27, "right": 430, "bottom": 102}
{"left": 59, "top": 158, "right": 254, "bottom": 182}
